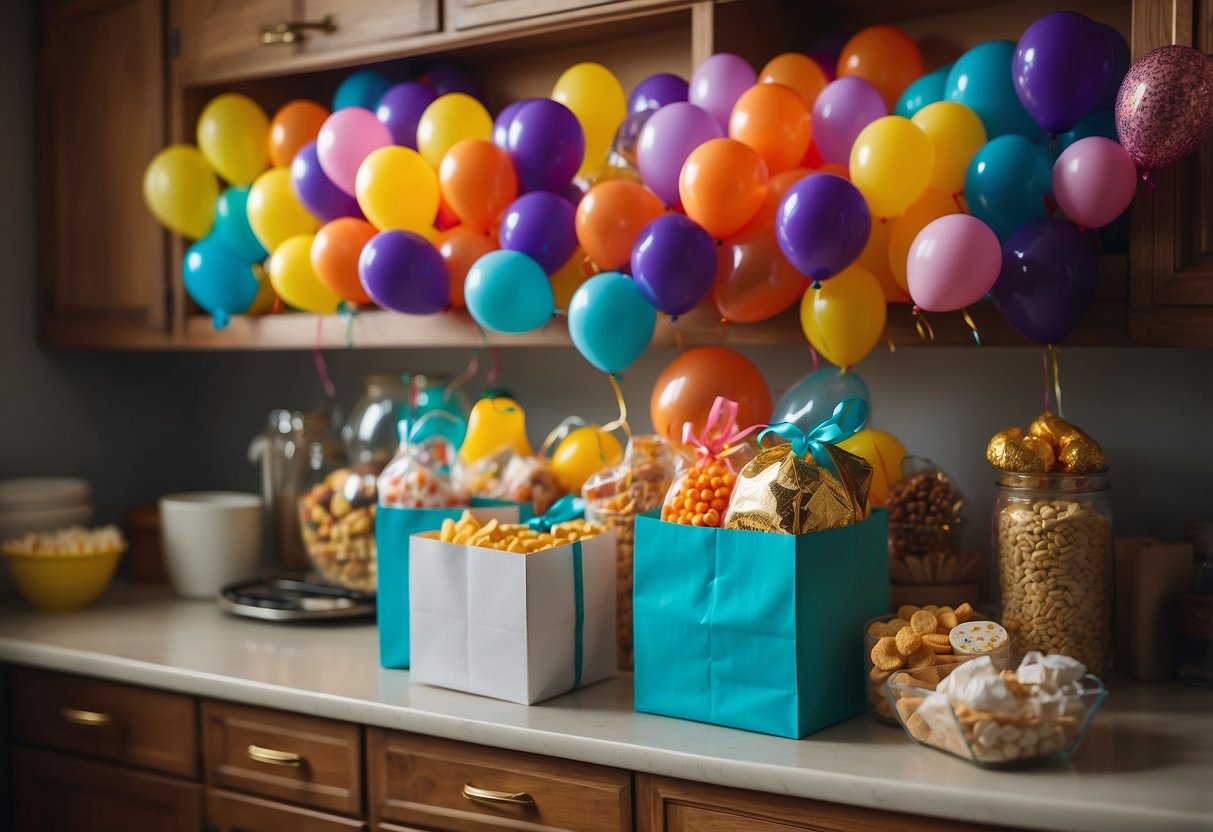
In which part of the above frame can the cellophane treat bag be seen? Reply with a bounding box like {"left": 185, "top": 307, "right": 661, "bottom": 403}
{"left": 660, "top": 397, "right": 758, "bottom": 528}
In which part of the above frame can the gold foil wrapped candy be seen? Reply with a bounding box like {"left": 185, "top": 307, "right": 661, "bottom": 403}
{"left": 986, "top": 413, "right": 1105, "bottom": 474}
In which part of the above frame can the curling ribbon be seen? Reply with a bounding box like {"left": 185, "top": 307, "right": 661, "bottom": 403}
{"left": 338, "top": 301, "right": 356, "bottom": 350}
{"left": 313, "top": 316, "right": 336, "bottom": 399}
{"left": 758, "top": 398, "right": 869, "bottom": 476}
{"left": 1049, "top": 344, "right": 1065, "bottom": 419}
{"left": 538, "top": 415, "right": 590, "bottom": 458}
{"left": 601, "top": 373, "right": 632, "bottom": 441}
{"left": 961, "top": 307, "right": 982, "bottom": 346}
{"left": 912, "top": 306, "right": 936, "bottom": 342}
{"left": 680, "top": 396, "right": 763, "bottom": 463}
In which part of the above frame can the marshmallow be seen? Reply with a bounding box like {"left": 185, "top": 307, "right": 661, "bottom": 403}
{"left": 936, "top": 656, "right": 1020, "bottom": 714}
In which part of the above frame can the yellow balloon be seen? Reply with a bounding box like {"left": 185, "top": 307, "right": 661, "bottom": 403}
{"left": 356, "top": 146, "right": 440, "bottom": 232}
{"left": 799, "top": 263, "right": 887, "bottom": 369}
{"left": 268, "top": 234, "right": 341, "bottom": 313}
{"left": 849, "top": 115, "right": 934, "bottom": 218}
{"left": 549, "top": 425, "right": 624, "bottom": 493}
{"left": 837, "top": 428, "right": 908, "bottom": 508}
{"left": 552, "top": 62, "right": 627, "bottom": 177}
{"left": 460, "top": 397, "right": 533, "bottom": 464}
{"left": 197, "top": 93, "right": 270, "bottom": 186}
{"left": 247, "top": 167, "right": 320, "bottom": 253}
{"left": 550, "top": 247, "right": 590, "bottom": 309}
{"left": 245, "top": 263, "right": 277, "bottom": 315}
{"left": 416, "top": 94, "right": 493, "bottom": 169}
{"left": 856, "top": 217, "right": 908, "bottom": 303}
{"left": 142, "top": 144, "right": 219, "bottom": 239}
{"left": 910, "top": 102, "right": 987, "bottom": 197}
{"left": 887, "top": 188, "right": 962, "bottom": 291}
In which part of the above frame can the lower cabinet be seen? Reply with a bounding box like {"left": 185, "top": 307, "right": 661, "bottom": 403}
{"left": 206, "top": 788, "right": 367, "bottom": 831}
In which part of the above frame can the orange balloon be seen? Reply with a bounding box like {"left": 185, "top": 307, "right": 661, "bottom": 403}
{"left": 435, "top": 226, "right": 497, "bottom": 309}
{"left": 759, "top": 53, "right": 829, "bottom": 108}
{"left": 551, "top": 247, "right": 592, "bottom": 309}
{"left": 857, "top": 218, "right": 910, "bottom": 303}
{"left": 729, "top": 83, "right": 811, "bottom": 176}
{"left": 887, "top": 188, "right": 962, "bottom": 291}
{"left": 678, "top": 138, "right": 769, "bottom": 240}
{"left": 736, "top": 167, "right": 809, "bottom": 235}
{"left": 650, "top": 347, "right": 772, "bottom": 441}
{"left": 310, "top": 218, "right": 376, "bottom": 305}
{"left": 837, "top": 25, "right": 925, "bottom": 110}
{"left": 268, "top": 100, "right": 329, "bottom": 168}
{"left": 438, "top": 139, "right": 518, "bottom": 234}
{"left": 715, "top": 220, "right": 807, "bottom": 323}
{"left": 575, "top": 180, "right": 664, "bottom": 271}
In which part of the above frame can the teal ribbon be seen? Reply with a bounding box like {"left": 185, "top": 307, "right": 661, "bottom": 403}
{"left": 757, "top": 398, "right": 869, "bottom": 475}
{"left": 527, "top": 494, "right": 586, "bottom": 533}
{"left": 571, "top": 539, "right": 584, "bottom": 689}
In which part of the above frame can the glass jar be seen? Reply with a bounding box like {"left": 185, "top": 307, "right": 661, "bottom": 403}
{"left": 343, "top": 374, "right": 412, "bottom": 472}
{"left": 992, "top": 470, "right": 1112, "bottom": 672}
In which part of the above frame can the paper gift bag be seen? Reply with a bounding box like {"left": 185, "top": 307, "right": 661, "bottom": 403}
{"left": 409, "top": 529, "right": 617, "bottom": 704}
{"left": 377, "top": 499, "right": 531, "bottom": 669}
{"left": 633, "top": 509, "right": 889, "bottom": 738}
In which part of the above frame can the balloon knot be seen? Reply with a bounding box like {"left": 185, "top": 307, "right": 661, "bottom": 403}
{"left": 811, "top": 280, "right": 822, "bottom": 290}
{"left": 912, "top": 305, "right": 920, "bottom": 315}
{"left": 670, "top": 314, "right": 679, "bottom": 324}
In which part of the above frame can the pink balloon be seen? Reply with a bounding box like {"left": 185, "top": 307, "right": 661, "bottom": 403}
{"left": 811, "top": 77, "right": 888, "bottom": 165}
{"left": 1052, "top": 136, "right": 1137, "bottom": 229}
{"left": 316, "top": 107, "right": 393, "bottom": 196}
{"left": 907, "top": 214, "right": 1001, "bottom": 312}
{"left": 1115, "top": 45, "right": 1213, "bottom": 173}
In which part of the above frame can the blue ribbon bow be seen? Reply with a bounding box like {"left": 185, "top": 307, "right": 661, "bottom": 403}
{"left": 757, "top": 398, "right": 869, "bottom": 475}
{"left": 527, "top": 494, "right": 586, "bottom": 533}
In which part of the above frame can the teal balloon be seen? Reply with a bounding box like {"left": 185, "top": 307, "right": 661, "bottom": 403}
{"left": 213, "top": 187, "right": 267, "bottom": 264}
{"left": 894, "top": 66, "right": 951, "bottom": 118}
{"left": 464, "top": 250, "right": 555, "bottom": 334}
{"left": 1059, "top": 109, "right": 1116, "bottom": 151}
{"left": 568, "top": 272, "right": 655, "bottom": 373}
{"left": 771, "top": 369, "right": 870, "bottom": 436}
{"left": 964, "top": 135, "right": 1052, "bottom": 241}
{"left": 333, "top": 70, "right": 392, "bottom": 111}
{"left": 946, "top": 41, "right": 1039, "bottom": 138}
{"left": 183, "top": 236, "right": 259, "bottom": 329}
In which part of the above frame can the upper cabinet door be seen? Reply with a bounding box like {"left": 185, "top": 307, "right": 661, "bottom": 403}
{"left": 173, "top": 0, "right": 295, "bottom": 83}
{"left": 299, "top": 0, "right": 438, "bottom": 55}
{"left": 446, "top": 0, "right": 620, "bottom": 30}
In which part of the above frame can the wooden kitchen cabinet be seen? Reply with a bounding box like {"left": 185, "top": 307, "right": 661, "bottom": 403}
{"left": 445, "top": 0, "right": 622, "bottom": 31}
{"left": 206, "top": 789, "right": 368, "bottom": 831}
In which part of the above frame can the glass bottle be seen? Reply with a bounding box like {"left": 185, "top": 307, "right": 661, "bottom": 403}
{"left": 343, "top": 374, "right": 412, "bottom": 473}
{"left": 992, "top": 470, "right": 1113, "bottom": 672}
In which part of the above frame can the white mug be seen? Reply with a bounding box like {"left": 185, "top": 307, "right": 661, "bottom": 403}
{"left": 159, "top": 492, "right": 263, "bottom": 599}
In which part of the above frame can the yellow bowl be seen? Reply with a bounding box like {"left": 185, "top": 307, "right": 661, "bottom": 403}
{"left": 4, "top": 549, "right": 122, "bottom": 612}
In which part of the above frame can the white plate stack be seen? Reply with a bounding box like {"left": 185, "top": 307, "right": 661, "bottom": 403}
{"left": 0, "top": 477, "right": 95, "bottom": 541}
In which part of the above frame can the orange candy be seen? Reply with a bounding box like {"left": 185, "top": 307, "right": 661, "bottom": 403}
{"left": 661, "top": 461, "right": 737, "bottom": 527}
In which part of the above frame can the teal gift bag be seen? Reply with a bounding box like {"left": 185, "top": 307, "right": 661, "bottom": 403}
{"left": 632, "top": 509, "right": 889, "bottom": 738}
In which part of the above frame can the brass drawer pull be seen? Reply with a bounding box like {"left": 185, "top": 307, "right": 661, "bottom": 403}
{"left": 247, "top": 744, "right": 303, "bottom": 767}
{"left": 260, "top": 15, "right": 336, "bottom": 45}
{"left": 462, "top": 783, "right": 535, "bottom": 806}
{"left": 62, "top": 707, "right": 113, "bottom": 727}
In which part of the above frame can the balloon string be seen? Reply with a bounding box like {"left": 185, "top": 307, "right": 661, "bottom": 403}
{"left": 1141, "top": 170, "right": 1156, "bottom": 191}
{"left": 912, "top": 307, "right": 935, "bottom": 342}
{"left": 809, "top": 344, "right": 821, "bottom": 372}
{"left": 672, "top": 319, "right": 684, "bottom": 351}
{"left": 539, "top": 415, "right": 589, "bottom": 459}
{"left": 1042, "top": 348, "right": 1051, "bottom": 414}
{"left": 601, "top": 373, "right": 632, "bottom": 441}
{"left": 313, "top": 317, "right": 336, "bottom": 400}
{"left": 445, "top": 348, "right": 481, "bottom": 404}
{"left": 1049, "top": 344, "right": 1065, "bottom": 420}
{"left": 961, "top": 307, "right": 982, "bottom": 346}
{"left": 884, "top": 323, "right": 896, "bottom": 355}
{"left": 488, "top": 347, "right": 502, "bottom": 386}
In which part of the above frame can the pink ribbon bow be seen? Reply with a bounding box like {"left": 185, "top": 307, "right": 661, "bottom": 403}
{"left": 681, "top": 397, "right": 763, "bottom": 463}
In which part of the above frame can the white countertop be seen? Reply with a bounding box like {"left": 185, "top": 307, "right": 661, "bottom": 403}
{"left": 1, "top": 586, "right": 1211, "bottom": 832}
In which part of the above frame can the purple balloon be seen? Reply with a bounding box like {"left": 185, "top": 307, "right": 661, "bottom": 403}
{"left": 506, "top": 99, "right": 585, "bottom": 194}
{"left": 498, "top": 192, "right": 578, "bottom": 275}
{"left": 358, "top": 230, "right": 450, "bottom": 315}
{"left": 290, "top": 141, "right": 363, "bottom": 223}
{"left": 494, "top": 98, "right": 536, "bottom": 149}
{"left": 689, "top": 53, "right": 757, "bottom": 130}
{"left": 630, "top": 214, "right": 716, "bottom": 316}
{"left": 1096, "top": 24, "right": 1131, "bottom": 111}
{"left": 1013, "top": 11, "right": 1114, "bottom": 133}
{"left": 807, "top": 51, "right": 838, "bottom": 83}
{"left": 375, "top": 82, "right": 437, "bottom": 149}
{"left": 423, "top": 62, "right": 485, "bottom": 102}
{"left": 991, "top": 219, "right": 1098, "bottom": 343}
{"left": 812, "top": 77, "right": 888, "bottom": 165}
{"left": 636, "top": 102, "right": 724, "bottom": 209}
{"left": 629, "top": 73, "right": 690, "bottom": 114}
{"left": 776, "top": 173, "right": 871, "bottom": 282}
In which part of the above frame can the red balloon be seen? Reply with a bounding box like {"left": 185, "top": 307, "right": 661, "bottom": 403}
{"left": 715, "top": 221, "right": 807, "bottom": 323}
{"left": 650, "top": 347, "right": 772, "bottom": 440}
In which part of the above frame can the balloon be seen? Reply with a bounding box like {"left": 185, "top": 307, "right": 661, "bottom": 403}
{"left": 550, "top": 426, "right": 624, "bottom": 492}
{"left": 355, "top": 146, "right": 440, "bottom": 232}
{"left": 1051, "top": 137, "right": 1137, "bottom": 229}
{"left": 772, "top": 368, "right": 871, "bottom": 436}
{"left": 991, "top": 219, "right": 1098, "bottom": 343}
{"left": 838, "top": 25, "right": 924, "bottom": 110}
{"left": 1013, "top": 11, "right": 1113, "bottom": 133}
{"left": 630, "top": 73, "right": 689, "bottom": 113}
{"left": 636, "top": 102, "right": 724, "bottom": 209}
{"left": 689, "top": 53, "right": 758, "bottom": 130}
{"left": 888, "top": 188, "right": 962, "bottom": 291}
{"left": 799, "top": 263, "right": 887, "bottom": 368}
{"left": 504, "top": 99, "right": 585, "bottom": 193}
{"left": 964, "top": 134, "right": 1051, "bottom": 241}
{"left": 776, "top": 173, "right": 870, "bottom": 281}
{"left": 493, "top": 98, "right": 535, "bottom": 149}
{"left": 247, "top": 167, "right": 320, "bottom": 252}
{"left": 575, "top": 180, "right": 663, "bottom": 271}
{"left": 424, "top": 62, "right": 485, "bottom": 101}
{"left": 197, "top": 93, "right": 269, "bottom": 186}
{"left": 498, "top": 192, "right": 578, "bottom": 275}
{"left": 552, "top": 62, "right": 627, "bottom": 176}
{"left": 434, "top": 140, "right": 516, "bottom": 236}
{"left": 142, "top": 144, "right": 218, "bottom": 239}
{"left": 812, "top": 77, "right": 888, "bottom": 165}
{"left": 245, "top": 263, "right": 278, "bottom": 316}
{"left": 906, "top": 214, "right": 1002, "bottom": 312}
{"left": 567, "top": 271, "right": 656, "bottom": 373}
{"left": 460, "top": 397, "right": 532, "bottom": 463}
{"left": 759, "top": 53, "right": 828, "bottom": 108}
{"left": 728, "top": 82, "right": 812, "bottom": 175}
{"left": 268, "top": 234, "right": 341, "bottom": 313}
{"left": 849, "top": 115, "right": 934, "bottom": 217}
{"left": 269, "top": 100, "right": 328, "bottom": 168}
{"left": 213, "top": 187, "right": 268, "bottom": 264}
{"left": 857, "top": 218, "right": 908, "bottom": 303}
{"left": 630, "top": 214, "right": 716, "bottom": 316}
{"left": 311, "top": 218, "right": 376, "bottom": 305}
{"left": 715, "top": 217, "right": 806, "bottom": 323}
{"left": 183, "top": 236, "right": 259, "bottom": 327}
{"left": 1060, "top": 109, "right": 1117, "bottom": 151}
{"left": 894, "top": 66, "right": 951, "bottom": 118}
{"left": 358, "top": 230, "right": 450, "bottom": 314}
{"left": 376, "top": 82, "right": 438, "bottom": 149}
{"left": 650, "top": 347, "right": 771, "bottom": 441}
{"left": 416, "top": 93, "right": 493, "bottom": 169}
{"left": 316, "top": 107, "right": 392, "bottom": 196}
{"left": 1115, "top": 45, "right": 1213, "bottom": 172}
{"left": 911, "top": 102, "right": 986, "bottom": 196}
{"left": 947, "top": 41, "right": 1040, "bottom": 139}
{"left": 289, "top": 141, "right": 362, "bottom": 223}
{"left": 434, "top": 226, "right": 496, "bottom": 309}
{"left": 837, "top": 429, "right": 908, "bottom": 507}
{"left": 610, "top": 109, "right": 651, "bottom": 167}
{"left": 1096, "top": 24, "right": 1131, "bottom": 111}
{"left": 333, "top": 70, "right": 392, "bottom": 111}
{"left": 550, "top": 248, "right": 590, "bottom": 309}
{"left": 678, "top": 137, "right": 768, "bottom": 240}
{"left": 464, "top": 249, "right": 554, "bottom": 333}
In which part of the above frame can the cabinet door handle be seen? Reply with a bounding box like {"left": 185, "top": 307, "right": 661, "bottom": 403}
{"left": 260, "top": 15, "right": 336, "bottom": 45}
{"left": 62, "top": 707, "right": 113, "bottom": 727}
{"left": 247, "top": 744, "right": 303, "bottom": 767}
{"left": 462, "top": 783, "right": 535, "bottom": 806}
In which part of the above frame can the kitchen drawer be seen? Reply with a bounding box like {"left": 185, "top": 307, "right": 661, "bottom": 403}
{"left": 202, "top": 699, "right": 362, "bottom": 816}
{"left": 446, "top": 0, "right": 619, "bottom": 30}
{"left": 207, "top": 788, "right": 368, "bottom": 831}
{"left": 11, "top": 667, "right": 198, "bottom": 777}
{"left": 300, "top": 0, "right": 438, "bottom": 55}
{"left": 368, "top": 728, "right": 632, "bottom": 832}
